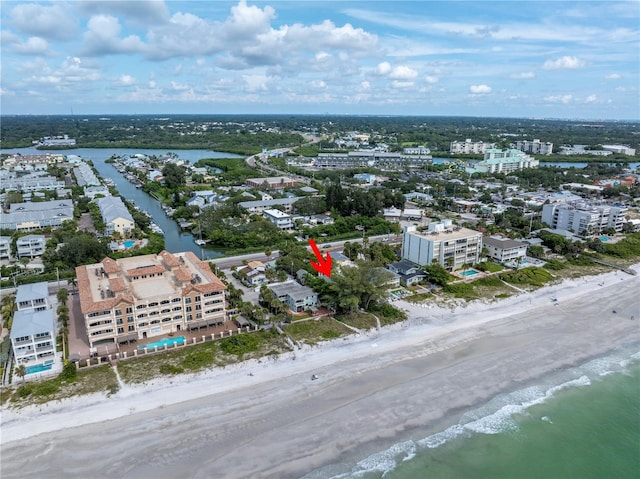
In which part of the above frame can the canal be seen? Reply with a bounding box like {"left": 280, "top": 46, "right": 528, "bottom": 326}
{"left": 1, "top": 147, "right": 243, "bottom": 259}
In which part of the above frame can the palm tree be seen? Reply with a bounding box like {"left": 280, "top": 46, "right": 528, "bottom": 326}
{"left": 15, "top": 364, "right": 26, "bottom": 383}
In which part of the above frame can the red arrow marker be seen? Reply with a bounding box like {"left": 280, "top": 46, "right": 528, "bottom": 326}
{"left": 308, "top": 238, "right": 332, "bottom": 278}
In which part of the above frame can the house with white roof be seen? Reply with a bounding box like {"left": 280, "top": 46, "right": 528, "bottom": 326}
{"left": 96, "top": 196, "right": 134, "bottom": 236}
{"left": 10, "top": 308, "right": 57, "bottom": 367}
{"left": 16, "top": 234, "right": 46, "bottom": 259}
{"left": 16, "top": 281, "right": 50, "bottom": 312}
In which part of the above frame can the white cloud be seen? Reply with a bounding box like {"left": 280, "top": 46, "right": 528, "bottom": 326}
{"left": 544, "top": 94, "right": 573, "bottom": 104}
{"left": 584, "top": 94, "right": 597, "bottom": 103}
{"left": 469, "top": 84, "right": 492, "bottom": 94}
{"left": 76, "top": 0, "right": 171, "bottom": 25}
{"left": 376, "top": 62, "right": 392, "bottom": 75}
{"left": 11, "top": 36, "right": 50, "bottom": 55}
{"left": 542, "top": 56, "right": 585, "bottom": 70}
{"left": 392, "top": 80, "right": 414, "bottom": 89}
{"left": 359, "top": 81, "right": 371, "bottom": 91}
{"left": 82, "top": 15, "right": 145, "bottom": 56}
{"left": 424, "top": 75, "right": 439, "bottom": 84}
{"left": 510, "top": 72, "right": 535, "bottom": 79}
{"left": 119, "top": 75, "right": 136, "bottom": 86}
{"left": 389, "top": 65, "right": 418, "bottom": 80}
{"left": 10, "top": 3, "right": 77, "bottom": 41}
{"left": 605, "top": 73, "right": 621, "bottom": 80}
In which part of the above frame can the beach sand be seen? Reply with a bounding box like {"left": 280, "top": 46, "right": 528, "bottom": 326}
{"left": 1, "top": 267, "right": 639, "bottom": 478}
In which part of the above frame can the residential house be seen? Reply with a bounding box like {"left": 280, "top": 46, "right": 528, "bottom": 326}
{"left": 387, "top": 259, "right": 427, "bottom": 286}
{"left": 96, "top": 196, "right": 135, "bottom": 236}
{"left": 0, "top": 236, "right": 11, "bottom": 260}
{"left": 263, "top": 209, "right": 294, "bottom": 230}
{"left": 16, "top": 234, "right": 46, "bottom": 259}
{"left": 237, "top": 261, "right": 268, "bottom": 287}
{"left": 238, "top": 197, "right": 300, "bottom": 214}
{"left": 483, "top": 235, "right": 528, "bottom": 263}
{"left": 1, "top": 200, "right": 74, "bottom": 231}
{"left": 16, "top": 281, "right": 50, "bottom": 311}
{"left": 10, "top": 308, "right": 57, "bottom": 367}
{"left": 268, "top": 281, "right": 318, "bottom": 312}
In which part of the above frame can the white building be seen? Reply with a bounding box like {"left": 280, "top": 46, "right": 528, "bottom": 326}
{"left": 0, "top": 236, "right": 11, "bottom": 260}
{"left": 263, "top": 209, "right": 293, "bottom": 230}
{"left": 467, "top": 149, "right": 539, "bottom": 174}
{"left": 96, "top": 196, "right": 135, "bottom": 236}
{"left": 450, "top": 139, "right": 495, "bottom": 154}
{"left": 10, "top": 308, "right": 57, "bottom": 367}
{"left": 515, "top": 139, "right": 554, "bottom": 155}
{"left": 16, "top": 234, "right": 46, "bottom": 258}
{"left": 483, "top": 235, "right": 528, "bottom": 263}
{"left": 541, "top": 201, "right": 627, "bottom": 235}
{"left": 602, "top": 145, "right": 636, "bottom": 156}
{"left": 402, "top": 221, "right": 483, "bottom": 269}
{"left": 16, "top": 281, "right": 50, "bottom": 311}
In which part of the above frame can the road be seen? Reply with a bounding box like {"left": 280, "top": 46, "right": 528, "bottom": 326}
{"left": 210, "top": 234, "right": 401, "bottom": 269}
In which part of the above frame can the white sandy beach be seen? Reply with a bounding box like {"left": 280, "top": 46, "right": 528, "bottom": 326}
{"left": 1, "top": 266, "right": 639, "bottom": 479}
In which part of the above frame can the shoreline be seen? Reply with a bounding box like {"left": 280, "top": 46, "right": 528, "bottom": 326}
{"left": 1, "top": 266, "right": 639, "bottom": 478}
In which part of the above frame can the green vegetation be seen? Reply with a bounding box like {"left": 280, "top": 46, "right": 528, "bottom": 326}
{"left": 499, "top": 267, "right": 554, "bottom": 287}
{"left": 603, "top": 233, "right": 640, "bottom": 258}
{"left": 285, "top": 318, "right": 352, "bottom": 345}
{"left": 443, "top": 282, "right": 477, "bottom": 299}
{"left": 196, "top": 157, "right": 262, "bottom": 184}
{"left": 3, "top": 365, "right": 118, "bottom": 408}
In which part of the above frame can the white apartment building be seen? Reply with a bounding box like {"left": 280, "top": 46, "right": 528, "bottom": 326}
{"left": 601, "top": 145, "right": 636, "bottom": 156}
{"left": 515, "top": 139, "right": 554, "bottom": 155}
{"left": 16, "top": 234, "right": 46, "bottom": 258}
{"left": 76, "top": 251, "right": 227, "bottom": 348}
{"left": 467, "top": 149, "right": 539, "bottom": 174}
{"left": 449, "top": 139, "right": 495, "bottom": 154}
{"left": 541, "top": 201, "right": 627, "bottom": 235}
{"left": 402, "top": 221, "right": 483, "bottom": 269}
{"left": 483, "top": 235, "right": 528, "bottom": 263}
{"left": 262, "top": 209, "right": 293, "bottom": 230}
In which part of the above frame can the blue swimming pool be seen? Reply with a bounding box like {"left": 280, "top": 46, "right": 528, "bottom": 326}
{"left": 460, "top": 269, "right": 480, "bottom": 277}
{"left": 599, "top": 236, "right": 610, "bottom": 242}
{"left": 138, "top": 336, "right": 186, "bottom": 350}
{"left": 25, "top": 361, "right": 54, "bottom": 375}
{"left": 123, "top": 240, "right": 136, "bottom": 248}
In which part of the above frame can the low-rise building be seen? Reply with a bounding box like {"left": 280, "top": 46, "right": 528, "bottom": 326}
{"left": 466, "top": 149, "right": 539, "bottom": 174}
{"left": 1, "top": 200, "right": 74, "bottom": 231}
{"left": 76, "top": 251, "right": 228, "bottom": 348}
{"left": 402, "top": 221, "right": 483, "bottom": 270}
{"left": 268, "top": 281, "right": 318, "bottom": 312}
{"left": 96, "top": 196, "right": 135, "bottom": 236}
{"left": 450, "top": 139, "right": 494, "bottom": 154}
{"left": 237, "top": 261, "right": 268, "bottom": 287}
{"left": 483, "top": 235, "right": 528, "bottom": 263}
{"left": 0, "top": 236, "right": 11, "bottom": 260}
{"left": 246, "top": 177, "right": 299, "bottom": 189}
{"left": 263, "top": 209, "right": 293, "bottom": 230}
{"left": 388, "top": 259, "right": 426, "bottom": 286}
{"left": 16, "top": 234, "right": 46, "bottom": 258}
{"left": 238, "top": 197, "right": 300, "bottom": 214}
{"left": 16, "top": 281, "right": 50, "bottom": 311}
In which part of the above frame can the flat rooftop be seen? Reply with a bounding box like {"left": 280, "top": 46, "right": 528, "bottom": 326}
{"left": 408, "top": 226, "right": 482, "bottom": 241}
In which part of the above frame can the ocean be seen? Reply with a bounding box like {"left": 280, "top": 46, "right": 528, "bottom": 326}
{"left": 305, "top": 347, "right": 640, "bottom": 479}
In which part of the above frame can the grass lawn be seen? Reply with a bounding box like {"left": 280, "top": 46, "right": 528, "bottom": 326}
{"left": 117, "top": 329, "right": 289, "bottom": 384}
{"left": 404, "top": 292, "right": 433, "bottom": 303}
{"left": 335, "top": 312, "right": 378, "bottom": 330}
{"left": 285, "top": 318, "right": 352, "bottom": 345}
{"left": 3, "top": 364, "right": 118, "bottom": 408}
{"left": 480, "top": 261, "right": 505, "bottom": 273}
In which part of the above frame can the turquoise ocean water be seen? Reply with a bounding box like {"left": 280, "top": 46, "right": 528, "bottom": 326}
{"left": 306, "top": 347, "right": 640, "bottom": 479}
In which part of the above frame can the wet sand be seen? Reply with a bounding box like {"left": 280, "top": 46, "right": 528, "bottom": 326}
{"left": 1, "top": 267, "right": 639, "bottom": 479}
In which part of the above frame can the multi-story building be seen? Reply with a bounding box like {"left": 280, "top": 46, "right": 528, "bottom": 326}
{"left": 515, "top": 139, "right": 554, "bottom": 155}
{"left": 1, "top": 200, "right": 74, "bottom": 231}
{"left": 74, "top": 162, "right": 101, "bottom": 187}
{"left": 16, "top": 281, "right": 50, "bottom": 311}
{"left": 10, "top": 308, "right": 57, "bottom": 367}
{"left": 466, "top": 149, "right": 539, "bottom": 174}
{"left": 2, "top": 173, "right": 65, "bottom": 192}
{"left": 267, "top": 281, "right": 318, "bottom": 312}
{"left": 35, "top": 135, "right": 76, "bottom": 146}
{"left": 0, "top": 236, "right": 11, "bottom": 260}
{"left": 16, "top": 234, "right": 46, "bottom": 258}
{"left": 449, "top": 139, "right": 495, "bottom": 154}
{"left": 601, "top": 145, "right": 636, "bottom": 156}
{"left": 262, "top": 209, "right": 293, "bottom": 230}
{"left": 482, "top": 235, "right": 528, "bottom": 263}
{"left": 76, "top": 251, "right": 227, "bottom": 348}
{"left": 246, "top": 176, "right": 299, "bottom": 189}
{"left": 96, "top": 196, "right": 135, "bottom": 236}
{"left": 541, "top": 201, "right": 627, "bottom": 235}
{"left": 314, "top": 151, "right": 431, "bottom": 169}
{"left": 402, "top": 221, "right": 483, "bottom": 269}
{"left": 238, "top": 197, "right": 300, "bottom": 214}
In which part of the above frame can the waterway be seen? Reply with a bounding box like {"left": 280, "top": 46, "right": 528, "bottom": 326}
{"left": 0, "top": 147, "right": 243, "bottom": 259}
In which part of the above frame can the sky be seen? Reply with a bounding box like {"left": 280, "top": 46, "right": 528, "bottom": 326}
{"left": 1, "top": 1, "right": 639, "bottom": 119}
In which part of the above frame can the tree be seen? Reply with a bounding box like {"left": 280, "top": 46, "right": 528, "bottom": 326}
{"left": 57, "top": 288, "right": 68, "bottom": 304}
{"left": 423, "top": 263, "right": 451, "bottom": 286}
{"left": 15, "top": 364, "right": 26, "bottom": 383}
{"left": 329, "top": 262, "right": 395, "bottom": 313}
{"left": 162, "top": 163, "right": 186, "bottom": 189}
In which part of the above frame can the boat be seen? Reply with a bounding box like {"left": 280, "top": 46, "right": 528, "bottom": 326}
{"left": 195, "top": 239, "right": 207, "bottom": 246}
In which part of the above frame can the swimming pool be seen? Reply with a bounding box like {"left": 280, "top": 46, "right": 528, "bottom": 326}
{"left": 25, "top": 361, "right": 54, "bottom": 375}
{"left": 123, "top": 240, "right": 136, "bottom": 248}
{"left": 460, "top": 269, "right": 480, "bottom": 277}
{"left": 138, "top": 336, "right": 186, "bottom": 350}
{"left": 599, "top": 236, "right": 610, "bottom": 242}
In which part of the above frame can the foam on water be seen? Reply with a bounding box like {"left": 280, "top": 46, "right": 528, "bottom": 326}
{"left": 319, "top": 348, "right": 640, "bottom": 479}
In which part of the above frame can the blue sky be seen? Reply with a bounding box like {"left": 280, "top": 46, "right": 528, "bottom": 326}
{"left": 1, "top": 1, "right": 638, "bottom": 119}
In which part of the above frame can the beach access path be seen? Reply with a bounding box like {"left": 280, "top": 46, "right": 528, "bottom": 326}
{"left": 1, "top": 266, "right": 639, "bottom": 479}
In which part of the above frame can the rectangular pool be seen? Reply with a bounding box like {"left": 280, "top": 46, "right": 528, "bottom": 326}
{"left": 138, "top": 336, "right": 186, "bottom": 350}
{"left": 460, "top": 269, "right": 480, "bottom": 277}
{"left": 25, "top": 362, "right": 54, "bottom": 375}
